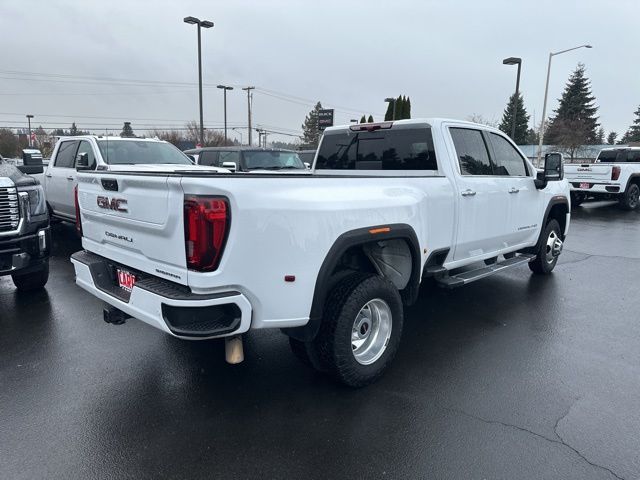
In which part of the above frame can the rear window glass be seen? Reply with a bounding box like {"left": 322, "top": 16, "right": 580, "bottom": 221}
{"left": 315, "top": 128, "right": 438, "bottom": 171}
{"left": 627, "top": 150, "right": 640, "bottom": 162}
{"left": 597, "top": 150, "right": 626, "bottom": 162}
{"left": 97, "top": 140, "right": 192, "bottom": 165}
{"left": 450, "top": 128, "right": 492, "bottom": 175}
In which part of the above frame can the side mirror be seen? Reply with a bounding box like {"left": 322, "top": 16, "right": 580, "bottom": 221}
{"left": 222, "top": 161, "right": 237, "bottom": 172}
{"left": 535, "top": 152, "right": 564, "bottom": 189}
{"left": 18, "top": 152, "right": 44, "bottom": 175}
{"left": 187, "top": 154, "right": 196, "bottom": 163}
{"left": 544, "top": 152, "right": 563, "bottom": 181}
{"left": 76, "top": 152, "right": 90, "bottom": 170}
{"left": 304, "top": 162, "right": 311, "bottom": 169}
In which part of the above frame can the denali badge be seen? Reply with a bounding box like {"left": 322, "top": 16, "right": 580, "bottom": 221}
{"left": 97, "top": 196, "right": 128, "bottom": 212}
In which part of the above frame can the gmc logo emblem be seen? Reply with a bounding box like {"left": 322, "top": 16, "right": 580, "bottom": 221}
{"left": 97, "top": 196, "right": 128, "bottom": 212}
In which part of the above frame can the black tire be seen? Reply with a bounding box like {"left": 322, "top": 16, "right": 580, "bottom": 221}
{"left": 619, "top": 183, "right": 640, "bottom": 210}
{"left": 528, "top": 219, "right": 562, "bottom": 275}
{"left": 288, "top": 337, "right": 328, "bottom": 373}
{"left": 571, "top": 192, "right": 586, "bottom": 207}
{"left": 315, "top": 273, "right": 403, "bottom": 387}
{"left": 11, "top": 261, "right": 49, "bottom": 291}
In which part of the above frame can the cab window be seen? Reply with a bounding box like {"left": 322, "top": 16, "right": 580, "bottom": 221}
{"left": 450, "top": 128, "right": 492, "bottom": 175}
{"left": 488, "top": 133, "right": 528, "bottom": 176}
{"left": 54, "top": 141, "right": 79, "bottom": 168}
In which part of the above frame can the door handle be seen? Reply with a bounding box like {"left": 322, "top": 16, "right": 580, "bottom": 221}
{"left": 508, "top": 187, "right": 520, "bottom": 194}
{"left": 66, "top": 176, "right": 74, "bottom": 181}
{"left": 461, "top": 189, "right": 476, "bottom": 197}
{"left": 45, "top": 174, "right": 52, "bottom": 178}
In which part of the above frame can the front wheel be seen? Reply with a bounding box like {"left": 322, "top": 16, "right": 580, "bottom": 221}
{"left": 315, "top": 273, "right": 403, "bottom": 387}
{"left": 619, "top": 183, "right": 640, "bottom": 210}
{"left": 11, "top": 261, "right": 49, "bottom": 291}
{"left": 529, "top": 220, "right": 562, "bottom": 275}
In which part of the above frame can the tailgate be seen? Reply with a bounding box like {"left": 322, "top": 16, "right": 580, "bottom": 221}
{"left": 565, "top": 163, "right": 612, "bottom": 182}
{"left": 77, "top": 173, "right": 188, "bottom": 284}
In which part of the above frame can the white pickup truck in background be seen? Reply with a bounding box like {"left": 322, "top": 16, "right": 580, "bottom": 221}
{"left": 43, "top": 136, "right": 202, "bottom": 222}
{"left": 71, "top": 118, "right": 570, "bottom": 386}
{"left": 564, "top": 146, "right": 640, "bottom": 209}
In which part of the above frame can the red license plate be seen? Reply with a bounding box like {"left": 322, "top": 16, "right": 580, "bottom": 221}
{"left": 579, "top": 182, "right": 591, "bottom": 189}
{"left": 117, "top": 269, "right": 136, "bottom": 292}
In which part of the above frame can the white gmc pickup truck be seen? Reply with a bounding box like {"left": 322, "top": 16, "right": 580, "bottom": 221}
{"left": 565, "top": 147, "right": 640, "bottom": 209}
{"left": 71, "top": 119, "right": 570, "bottom": 386}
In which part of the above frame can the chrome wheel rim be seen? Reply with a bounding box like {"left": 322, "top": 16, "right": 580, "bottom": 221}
{"left": 351, "top": 299, "right": 392, "bottom": 365}
{"left": 545, "top": 229, "right": 563, "bottom": 264}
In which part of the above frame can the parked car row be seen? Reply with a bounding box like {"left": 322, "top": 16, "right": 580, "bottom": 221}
{"left": 5, "top": 120, "right": 636, "bottom": 386}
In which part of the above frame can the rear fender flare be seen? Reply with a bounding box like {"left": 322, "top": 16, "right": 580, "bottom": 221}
{"left": 282, "top": 223, "right": 421, "bottom": 342}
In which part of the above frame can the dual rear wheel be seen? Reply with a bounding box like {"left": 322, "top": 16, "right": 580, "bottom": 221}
{"left": 289, "top": 273, "right": 403, "bottom": 387}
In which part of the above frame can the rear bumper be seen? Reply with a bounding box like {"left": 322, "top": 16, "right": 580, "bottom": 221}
{"left": 569, "top": 182, "right": 621, "bottom": 194}
{"left": 71, "top": 250, "right": 252, "bottom": 339}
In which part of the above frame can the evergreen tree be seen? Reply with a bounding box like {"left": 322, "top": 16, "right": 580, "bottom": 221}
{"left": 70, "top": 122, "right": 78, "bottom": 136}
{"left": 360, "top": 115, "right": 366, "bottom": 124}
{"left": 620, "top": 105, "right": 640, "bottom": 143}
{"left": 403, "top": 97, "right": 411, "bottom": 119}
{"left": 498, "top": 92, "right": 530, "bottom": 144}
{"left": 384, "top": 101, "right": 394, "bottom": 121}
{"left": 396, "top": 96, "right": 403, "bottom": 120}
{"left": 545, "top": 63, "right": 599, "bottom": 149}
{"left": 607, "top": 131, "right": 617, "bottom": 145}
{"left": 525, "top": 128, "right": 539, "bottom": 145}
{"left": 300, "top": 101, "right": 323, "bottom": 147}
{"left": 120, "top": 122, "right": 135, "bottom": 138}
{"left": 595, "top": 127, "right": 605, "bottom": 144}
{"left": 367, "top": 115, "right": 374, "bottom": 123}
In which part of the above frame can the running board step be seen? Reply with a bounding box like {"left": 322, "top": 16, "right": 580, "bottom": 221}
{"left": 437, "top": 254, "right": 535, "bottom": 289}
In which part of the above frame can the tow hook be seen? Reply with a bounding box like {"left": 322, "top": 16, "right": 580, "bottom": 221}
{"left": 103, "top": 305, "right": 129, "bottom": 325}
{"left": 225, "top": 335, "right": 244, "bottom": 364}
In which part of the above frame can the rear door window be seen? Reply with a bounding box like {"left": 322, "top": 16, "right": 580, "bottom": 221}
{"left": 54, "top": 140, "right": 79, "bottom": 168}
{"left": 450, "top": 128, "right": 493, "bottom": 175}
{"left": 488, "top": 133, "right": 528, "bottom": 176}
{"left": 315, "top": 128, "right": 438, "bottom": 171}
{"left": 597, "top": 150, "right": 625, "bottom": 162}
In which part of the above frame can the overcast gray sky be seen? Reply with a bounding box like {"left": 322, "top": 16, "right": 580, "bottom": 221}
{"left": 1, "top": 0, "right": 638, "bottom": 143}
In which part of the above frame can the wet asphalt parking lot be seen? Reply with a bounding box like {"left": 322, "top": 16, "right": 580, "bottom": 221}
{"left": 1, "top": 202, "right": 639, "bottom": 480}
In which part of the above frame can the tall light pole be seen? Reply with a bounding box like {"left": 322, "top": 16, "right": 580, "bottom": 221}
{"left": 537, "top": 44, "right": 592, "bottom": 166}
{"left": 384, "top": 97, "right": 396, "bottom": 120}
{"left": 242, "top": 86, "right": 254, "bottom": 146}
{"left": 26, "top": 114, "right": 34, "bottom": 147}
{"left": 217, "top": 85, "right": 233, "bottom": 143}
{"left": 502, "top": 57, "right": 522, "bottom": 141}
{"left": 184, "top": 16, "right": 214, "bottom": 147}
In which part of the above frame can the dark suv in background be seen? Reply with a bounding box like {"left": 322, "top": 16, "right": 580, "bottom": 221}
{"left": 183, "top": 147, "right": 306, "bottom": 172}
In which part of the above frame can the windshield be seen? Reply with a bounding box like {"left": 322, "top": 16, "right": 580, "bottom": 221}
{"left": 242, "top": 151, "right": 305, "bottom": 170}
{"left": 97, "top": 140, "right": 192, "bottom": 165}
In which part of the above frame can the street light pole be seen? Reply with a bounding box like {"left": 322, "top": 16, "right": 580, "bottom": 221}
{"left": 26, "top": 114, "right": 34, "bottom": 147}
{"left": 502, "top": 57, "right": 522, "bottom": 141}
{"left": 184, "top": 16, "right": 214, "bottom": 147}
{"left": 242, "top": 86, "right": 254, "bottom": 146}
{"left": 536, "top": 44, "right": 592, "bottom": 166}
{"left": 217, "top": 85, "right": 233, "bottom": 143}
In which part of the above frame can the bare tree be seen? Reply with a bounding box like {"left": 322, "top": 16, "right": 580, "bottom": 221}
{"left": 467, "top": 114, "right": 498, "bottom": 128}
{"left": 549, "top": 118, "right": 592, "bottom": 162}
{"left": 185, "top": 121, "right": 230, "bottom": 146}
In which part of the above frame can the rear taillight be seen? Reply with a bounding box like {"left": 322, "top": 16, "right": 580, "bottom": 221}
{"left": 612, "top": 166, "right": 621, "bottom": 181}
{"left": 184, "top": 196, "right": 229, "bottom": 272}
{"left": 74, "top": 185, "right": 82, "bottom": 237}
